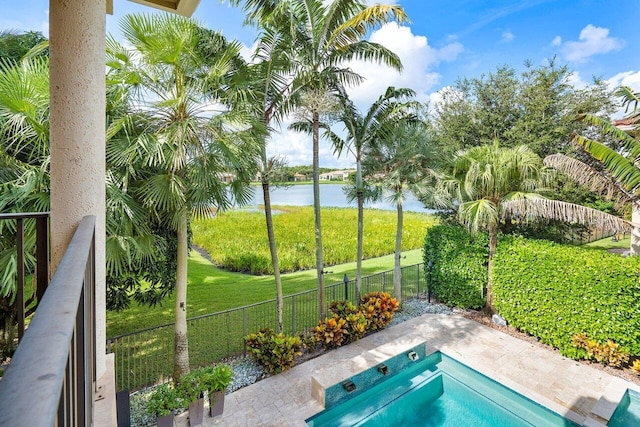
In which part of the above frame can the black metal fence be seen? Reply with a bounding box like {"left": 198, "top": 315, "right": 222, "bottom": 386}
{"left": 0, "top": 215, "right": 96, "bottom": 427}
{"left": 0, "top": 212, "right": 49, "bottom": 341}
{"left": 107, "top": 263, "right": 425, "bottom": 391}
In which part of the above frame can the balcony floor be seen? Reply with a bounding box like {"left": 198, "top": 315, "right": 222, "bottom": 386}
{"left": 173, "top": 313, "right": 640, "bottom": 426}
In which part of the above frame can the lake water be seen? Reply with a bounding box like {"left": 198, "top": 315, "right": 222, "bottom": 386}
{"left": 242, "top": 184, "right": 434, "bottom": 213}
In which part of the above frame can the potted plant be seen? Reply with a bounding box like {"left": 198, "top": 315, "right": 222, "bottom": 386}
{"left": 200, "top": 364, "right": 233, "bottom": 417}
{"left": 147, "top": 383, "right": 181, "bottom": 427}
{"left": 178, "top": 370, "right": 207, "bottom": 426}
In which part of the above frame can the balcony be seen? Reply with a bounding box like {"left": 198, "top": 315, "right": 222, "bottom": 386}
{"left": 0, "top": 214, "right": 113, "bottom": 426}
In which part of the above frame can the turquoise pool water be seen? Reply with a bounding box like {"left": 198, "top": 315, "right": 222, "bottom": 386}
{"left": 306, "top": 351, "right": 577, "bottom": 427}
{"left": 608, "top": 389, "right": 640, "bottom": 426}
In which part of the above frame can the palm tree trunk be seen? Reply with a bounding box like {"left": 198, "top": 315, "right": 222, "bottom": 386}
{"left": 356, "top": 160, "right": 363, "bottom": 302}
{"left": 394, "top": 201, "right": 403, "bottom": 303}
{"left": 262, "top": 172, "right": 284, "bottom": 332}
{"left": 486, "top": 222, "right": 498, "bottom": 312}
{"left": 631, "top": 203, "right": 640, "bottom": 256}
{"left": 312, "top": 111, "right": 325, "bottom": 320}
{"left": 173, "top": 209, "right": 190, "bottom": 382}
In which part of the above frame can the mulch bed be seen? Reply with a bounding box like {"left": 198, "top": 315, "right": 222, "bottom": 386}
{"left": 456, "top": 308, "right": 640, "bottom": 387}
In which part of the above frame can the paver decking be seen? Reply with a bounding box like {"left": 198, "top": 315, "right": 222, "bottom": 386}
{"left": 174, "top": 313, "right": 639, "bottom": 426}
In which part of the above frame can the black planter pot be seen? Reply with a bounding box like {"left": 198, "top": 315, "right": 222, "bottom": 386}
{"left": 188, "top": 397, "right": 205, "bottom": 426}
{"left": 209, "top": 391, "right": 225, "bottom": 417}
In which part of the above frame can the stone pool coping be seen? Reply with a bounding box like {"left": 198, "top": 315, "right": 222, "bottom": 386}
{"left": 173, "top": 313, "right": 640, "bottom": 426}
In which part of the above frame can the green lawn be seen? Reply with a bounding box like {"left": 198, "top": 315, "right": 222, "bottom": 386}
{"left": 106, "top": 248, "right": 424, "bottom": 337}
{"left": 585, "top": 235, "right": 630, "bottom": 250}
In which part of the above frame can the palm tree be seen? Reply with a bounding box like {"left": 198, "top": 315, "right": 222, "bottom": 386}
{"left": 325, "top": 86, "right": 416, "bottom": 301}
{"left": 364, "top": 118, "right": 438, "bottom": 303}
{"left": 107, "top": 14, "right": 261, "bottom": 381}
{"left": 244, "top": 20, "right": 302, "bottom": 332}
{"left": 263, "top": 0, "right": 409, "bottom": 320}
{"left": 430, "top": 142, "right": 631, "bottom": 310}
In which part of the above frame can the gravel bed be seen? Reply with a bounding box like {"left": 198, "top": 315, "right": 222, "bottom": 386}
{"left": 129, "top": 298, "right": 450, "bottom": 425}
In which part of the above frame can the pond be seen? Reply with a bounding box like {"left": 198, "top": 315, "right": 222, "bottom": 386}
{"left": 241, "top": 184, "right": 435, "bottom": 213}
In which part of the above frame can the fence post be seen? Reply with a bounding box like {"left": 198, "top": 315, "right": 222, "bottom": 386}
{"left": 343, "top": 274, "right": 349, "bottom": 301}
{"left": 291, "top": 295, "right": 295, "bottom": 335}
{"left": 243, "top": 307, "right": 247, "bottom": 357}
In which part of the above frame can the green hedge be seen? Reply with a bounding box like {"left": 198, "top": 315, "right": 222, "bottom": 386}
{"left": 423, "top": 225, "right": 487, "bottom": 309}
{"left": 493, "top": 236, "right": 640, "bottom": 357}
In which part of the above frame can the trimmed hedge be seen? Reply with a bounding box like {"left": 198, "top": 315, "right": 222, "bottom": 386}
{"left": 423, "top": 225, "right": 487, "bottom": 309}
{"left": 493, "top": 236, "right": 640, "bottom": 357}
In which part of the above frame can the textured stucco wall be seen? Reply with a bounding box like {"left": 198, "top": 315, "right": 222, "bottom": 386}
{"left": 49, "top": 0, "right": 106, "bottom": 378}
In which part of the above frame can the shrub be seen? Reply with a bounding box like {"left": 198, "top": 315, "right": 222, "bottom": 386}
{"left": 314, "top": 316, "right": 349, "bottom": 349}
{"left": 633, "top": 359, "right": 640, "bottom": 375}
{"left": 571, "top": 334, "right": 629, "bottom": 368}
{"left": 176, "top": 369, "right": 206, "bottom": 403}
{"left": 423, "top": 225, "right": 487, "bottom": 309}
{"left": 494, "top": 237, "right": 640, "bottom": 359}
{"left": 198, "top": 364, "right": 233, "bottom": 395}
{"left": 147, "top": 383, "right": 182, "bottom": 417}
{"left": 245, "top": 328, "right": 302, "bottom": 374}
{"left": 360, "top": 292, "right": 399, "bottom": 331}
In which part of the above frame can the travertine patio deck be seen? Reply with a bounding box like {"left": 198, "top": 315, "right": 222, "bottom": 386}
{"left": 174, "top": 313, "right": 639, "bottom": 426}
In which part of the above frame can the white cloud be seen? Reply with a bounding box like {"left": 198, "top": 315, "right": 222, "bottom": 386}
{"left": 558, "top": 25, "right": 624, "bottom": 63}
{"left": 345, "top": 23, "right": 463, "bottom": 106}
{"left": 501, "top": 30, "right": 514, "bottom": 43}
{"left": 566, "top": 71, "right": 588, "bottom": 89}
{"left": 606, "top": 70, "right": 640, "bottom": 92}
{"left": 551, "top": 36, "right": 562, "bottom": 46}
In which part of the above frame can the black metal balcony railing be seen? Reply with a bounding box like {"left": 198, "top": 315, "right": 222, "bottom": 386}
{"left": 0, "top": 212, "right": 49, "bottom": 340}
{"left": 0, "top": 215, "right": 96, "bottom": 427}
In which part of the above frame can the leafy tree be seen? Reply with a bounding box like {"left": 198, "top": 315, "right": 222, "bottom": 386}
{"left": 364, "top": 117, "right": 439, "bottom": 303}
{"left": 0, "top": 30, "right": 48, "bottom": 65}
{"left": 434, "top": 61, "right": 615, "bottom": 157}
{"left": 428, "top": 143, "right": 629, "bottom": 311}
{"left": 107, "top": 13, "right": 262, "bottom": 381}
{"left": 327, "top": 86, "right": 416, "bottom": 301}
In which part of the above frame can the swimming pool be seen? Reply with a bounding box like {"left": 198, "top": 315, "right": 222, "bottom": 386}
{"left": 608, "top": 389, "right": 640, "bottom": 427}
{"left": 306, "top": 351, "right": 578, "bottom": 426}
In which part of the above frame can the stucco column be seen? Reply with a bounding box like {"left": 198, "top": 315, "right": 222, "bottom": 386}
{"left": 50, "top": 0, "right": 106, "bottom": 378}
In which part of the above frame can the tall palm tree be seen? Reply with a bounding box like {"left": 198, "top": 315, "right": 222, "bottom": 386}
{"left": 364, "top": 118, "right": 438, "bottom": 303}
{"left": 270, "top": 0, "right": 408, "bottom": 320}
{"left": 107, "top": 14, "right": 261, "bottom": 381}
{"left": 430, "top": 142, "right": 631, "bottom": 310}
{"left": 245, "top": 21, "right": 302, "bottom": 332}
{"left": 325, "top": 86, "right": 416, "bottom": 301}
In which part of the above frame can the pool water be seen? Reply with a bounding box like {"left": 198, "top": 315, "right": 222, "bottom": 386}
{"left": 608, "top": 389, "right": 640, "bottom": 427}
{"left": 306, "top": 351, "right": 578, "bottom": 427}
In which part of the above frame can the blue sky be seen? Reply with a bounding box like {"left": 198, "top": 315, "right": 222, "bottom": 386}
{"left": 3, "top": 0, "right": 640, "bottom": 166}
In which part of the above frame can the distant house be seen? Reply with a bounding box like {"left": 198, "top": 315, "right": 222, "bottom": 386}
{"left": 613, "top": 117, "right": 639, "bottom": 136}
{"left": 319, "top": 169, "right": 355, "bottom": 181}
{"left": 218, "top": 172, "right": 235, "bottom": 183}
{"left": 294, "top": 173, "right": 307, "bottom": 181}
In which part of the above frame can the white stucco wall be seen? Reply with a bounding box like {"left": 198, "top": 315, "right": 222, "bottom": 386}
{"left": 49, "top": 0, "right": 106, "bottom": 378}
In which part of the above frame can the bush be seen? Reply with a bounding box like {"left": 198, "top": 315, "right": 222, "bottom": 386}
{"left": 199, "top": 364, "right": 233, "bottom": 395}
{"left": 493, "top": 236, "right": 640, "bottom": 358}
{"left": 314, "top": 316, "right": 350, "bottom": 349}
{"left": 571, "top": 333, "right": 629, "bottom": 367}
{"left": 360, "top": 292, "right": 399, "bottom": 331}
{"left": 147, "top": 383, "right": 182, "bottom": 417}
{"left": 423, "top": 225, "right": 487, "bottom": 309}
{"left": 245, "top": 328, "right": 302, "bottom": 374}
{"left": 633, "top": 359, "right": 640, "bottom": 375}
{"left": 176, "top": 369, "right": 206, "bottom": 403}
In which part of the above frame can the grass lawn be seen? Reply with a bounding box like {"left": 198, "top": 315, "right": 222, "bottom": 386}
{"left": 585, "top": 235, "right": 630, "bottom": 250}
{"left": 106, "top": 248, "right": 424, "bottom": 337}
